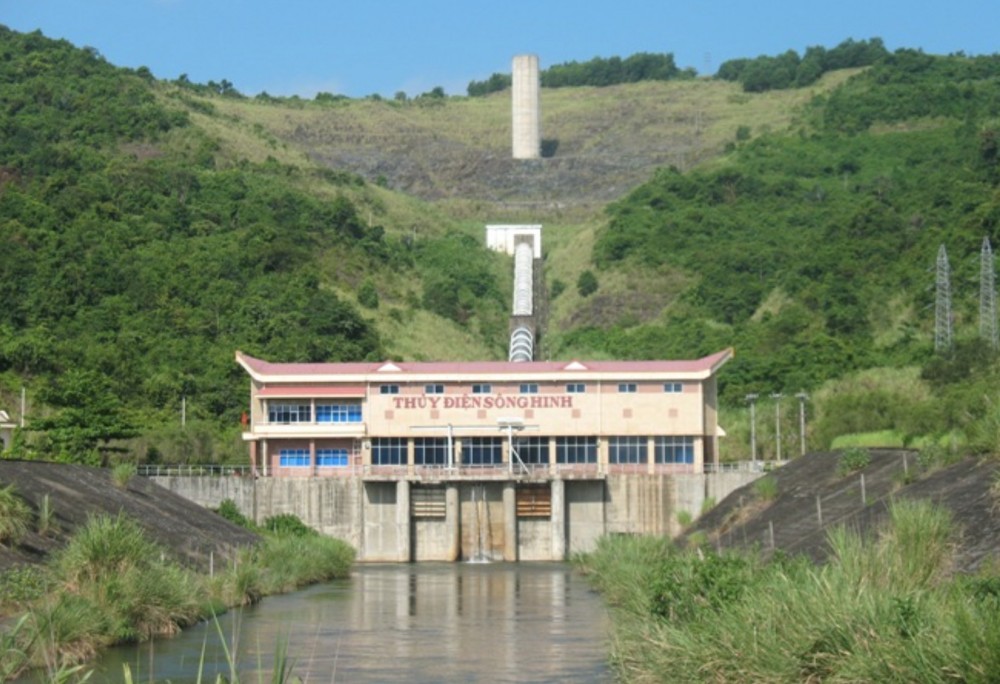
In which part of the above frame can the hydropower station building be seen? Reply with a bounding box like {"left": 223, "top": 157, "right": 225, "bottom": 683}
{"left": 233, "top": 348, "right": 737, "bottom": 562}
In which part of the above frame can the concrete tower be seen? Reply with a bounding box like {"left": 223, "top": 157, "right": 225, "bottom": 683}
{"left": 511, "top": 54, "right": 541, "bottom": 160}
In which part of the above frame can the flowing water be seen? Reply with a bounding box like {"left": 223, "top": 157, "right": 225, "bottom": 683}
{"left": 90, "top": 563, "right": 612, "bottom": 683}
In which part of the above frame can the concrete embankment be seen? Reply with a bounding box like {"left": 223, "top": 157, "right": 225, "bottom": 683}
{"left": 152, "top": 471, "right": 760, "bottom": 562}
{"left": 0, "top": 460, "right": 258, "bottom": 573}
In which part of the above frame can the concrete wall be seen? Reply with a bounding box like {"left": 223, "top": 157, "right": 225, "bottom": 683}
{"left": 565, "top": 481, "right": 606, "bottom": 555}
{"left": 153, "top": 469, "right": 765, "bottom": 562}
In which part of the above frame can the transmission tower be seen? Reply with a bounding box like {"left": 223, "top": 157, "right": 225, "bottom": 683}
{"left": 935, "top": 244, "right": 953, "bottom": 353}
{"left": 980, "top": 237, "right": 998, "bottom": 349}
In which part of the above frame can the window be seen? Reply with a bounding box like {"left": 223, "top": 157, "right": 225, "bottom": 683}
{"left": 618, "top": 383, "right": 637, "bottom": 393}
{"left": 555, "top": 436, "right": 597, "bottom": 464}
{"left": 464, "top": 437, "right": 502, "bottom": 465}
{"left": 414, "top": 438, "right": 449, "bottom": 465}
{"left": 279, "top": 449, "right": 310, "bottom": 467}
{"left": 371, "top": 437, "right": 407, "bottom": 465}
{"left": 655, "top": 436, "right": 694, "bottom": 464}
{"left": 609, "top": 436, "right": 647, "bottom": 464}
{"left": 316, "top": 403, "right": 362, "bottom": 423}
{"left": 513, "top": 436, "right": 548, "bottom": 465}
{"left": 317, "top": 448, "right": 349, "bottom": 467}
{"left": 268, "top": 403, "right": 311, "bottom": 423}
{"left": 519, "top": 383, "right": 539, "bottom": 394}
{"left": 472, "top": 384, "right": 492, "bottom": 394}
{"left": 664, "top": 382, "right": 683, "bottom": 393}
{"left": 425, "top": 384, "right": 444, "bottom": 394}
{"left": 566, "top": 383, "right": 586, "bottom": 394}
{"left": 379, "top": 385, "right": 399, "bottom": 395}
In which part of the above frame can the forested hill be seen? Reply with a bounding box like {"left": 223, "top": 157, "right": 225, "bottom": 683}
{"left": 0, "top": 27, "right": 511, "bottom": 463}
{"left": 3, "top": 23, "right": 1000, "bottom": 463}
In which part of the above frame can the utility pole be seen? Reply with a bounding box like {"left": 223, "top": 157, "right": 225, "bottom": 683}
{"left": 771, "top": 393, "right": 784, "bottom": 461}
{"left": 745, "top": 393, "right": 759, "bottom": 464}
{"left": 795, "top": 392, "right": 809, "bottom": 457}
{"left": 935, "top": 244, "right": 953, "bottom": 354}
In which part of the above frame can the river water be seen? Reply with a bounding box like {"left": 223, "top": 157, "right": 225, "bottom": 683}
{"left": 90, "top": 563, "right": 612, "bottom": 683}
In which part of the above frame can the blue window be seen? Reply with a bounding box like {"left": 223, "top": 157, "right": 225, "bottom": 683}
{"left": 414, "top": 438, "right": 449, "bottom": 465}
{"left": 316, "top": 448, "right": 349, "bottom": 467}
{"left": 472, "top": 384, "right": 492, "bottom": 394}
{"left": 371, "top": 437, "right": 406, "bottom": 465}
{"left": 279, "top": 449, "right": 310, "bottom": 467}
{"left": 380, "top": 385, "right": 399, "bottom": 395}
{"left": 268, "top": 403, "right": 311, "bottom": 423}
{"left": 555, "top": 436, "right": 597, "bottom": 464}
{"left": 655, "top": 436, "right": 694, "bottom": 464}
{"left": 618, "top": 383, "right": 637, "bottom": 394}
{"left": 519, "top": 383, "right": 539, "bottom": 394}
{"left": 425, "top": 384, "right": 444, "bottom": 394}
{"left": 316, "top": 403, "right": 362, "bottom": 423}
{"left": 664, "top": 382, "right": 683, "bottom": 393}
{"left": 609, "top": 436, "right": 647, "bottom": 464}
{"left": 566, "top": 383, "right": 586, "bottom": 394}
{"left": 464, "top": 437, "right": 502, "bottom": 465}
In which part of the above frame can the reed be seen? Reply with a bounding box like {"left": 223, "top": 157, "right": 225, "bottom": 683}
{"left": 580, "top": 500, "right": 1000, "bottom": 682}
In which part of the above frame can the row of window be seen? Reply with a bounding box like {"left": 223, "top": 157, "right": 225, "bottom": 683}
{"left": 379, "top": 383, "right": 686, "bottom": 395}
{"left": 365, "top": 436, "right": 694, "bottom": 465}
{"left": 279, "top": 448, "right": 350, "bottom": 468}
{"left": 269, "top": 403, "right": 362, "bottom": 424}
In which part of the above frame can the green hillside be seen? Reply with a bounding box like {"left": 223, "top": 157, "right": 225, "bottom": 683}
{"left": 2, "top": 24, "right": 1000, "bottom": 463}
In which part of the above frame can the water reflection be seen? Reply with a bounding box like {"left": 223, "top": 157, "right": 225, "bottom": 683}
{"left": 93, "top": 563, "right": 611, "bottom": 683}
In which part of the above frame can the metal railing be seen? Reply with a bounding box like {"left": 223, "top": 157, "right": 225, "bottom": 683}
{"left": 703, "top": 460, "right": 789, "bottom": 474}
{"left": 138, "top": 464, "right": 254, "bottom": 477}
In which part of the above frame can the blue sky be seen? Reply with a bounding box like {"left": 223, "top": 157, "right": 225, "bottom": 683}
{"left": 2, "top": 1, "right": 998, "bottom": 98}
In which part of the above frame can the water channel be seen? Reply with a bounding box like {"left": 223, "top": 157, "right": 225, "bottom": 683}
{"left": 90, "top": 563, "right": 612, "bottom": 683}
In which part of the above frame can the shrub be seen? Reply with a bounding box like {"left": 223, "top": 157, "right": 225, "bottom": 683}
{"left": 837, "top": 447, "right": 871, "bottom": 475}
{"left": 577, "top": 270, "right": 598, "bottom": 297}
{"left": 262, "top": 513, "right": 315, "bottom": 537}
{"left": 701, "top": 497, "right": 717, "bottom": 515}
{"left": 111, "top": 462, "right": 136, "bottom": 489}
{"left": 0, "top": 484, "right": 31, "bottom": 545}
{"left": 676, "top": 510, "right": 693, "bottom": 528}
{"left": 753, "top": 476, "right": 779, "bottom": 501}
{"left": 216, "top": 499, "right": 254, "bottom": 529}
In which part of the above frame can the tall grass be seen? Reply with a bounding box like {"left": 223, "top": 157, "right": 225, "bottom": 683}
{"left": 2, "top": 512, "right": 355, "bottom": 679}
{"left": 0, "top": 483, "right": 31, "bottom": 545}
{"left": 579, "top": 500, "right": 1000, "bottom": 682}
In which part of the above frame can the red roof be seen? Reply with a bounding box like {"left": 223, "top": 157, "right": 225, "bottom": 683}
{"left": 236, "top": 349, "right": 733, "bottom": 380}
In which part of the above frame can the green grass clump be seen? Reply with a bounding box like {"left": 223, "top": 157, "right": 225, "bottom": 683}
{"left": 580, "top": 500, "right": 1000, "bottom": 682}
{"left": 110, "top": 462, "right": 137, "bottom": 489}
{"left": 837, "top": 446, "right": 872, "bottom": 475}
{"left": 753, "top": 475, "right": 779, "bottom": 501}
{"left": 0, "top": 483, "right": 32, "bottom": 545}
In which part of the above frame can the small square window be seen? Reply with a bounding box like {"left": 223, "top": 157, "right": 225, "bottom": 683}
{"left": 618, "top": 383, "right": 637, "bottom": 393}
{"left": 472, "top": 384, "right": 492, "bottom": 394}
{"left": 425, "top": 384, "right": 444, "bottom": 394}
{"left": 566, "top": 383, "right": 586, "bottom": 394}
{"left": 664, "top": 382, "right": 683, "bottom": 393}
{"left": 520, "top": 383, "right": 539, "bottom": 394}
{"left": 380, "top": 385, "right": 399, "bottom": 395}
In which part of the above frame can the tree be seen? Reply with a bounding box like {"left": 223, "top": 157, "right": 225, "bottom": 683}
{"left": 31, "top": 370, "right": 139, "bottom": 465}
